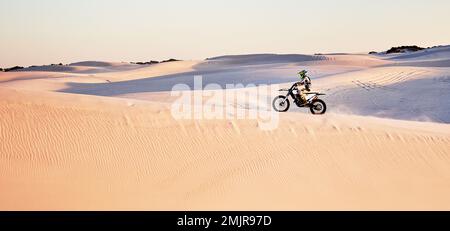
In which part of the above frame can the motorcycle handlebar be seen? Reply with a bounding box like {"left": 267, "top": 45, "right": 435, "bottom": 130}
{"left": 279, "top": 83, "right": 298, "bottom": 92}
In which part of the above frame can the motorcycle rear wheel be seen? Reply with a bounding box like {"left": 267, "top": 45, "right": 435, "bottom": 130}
{"left": 310, "top": 99, "right": 327, "bottom": 115}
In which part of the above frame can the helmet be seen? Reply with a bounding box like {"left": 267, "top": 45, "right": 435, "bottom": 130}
{"left": 298, "top": 70, "right": 308, "bottom": 79}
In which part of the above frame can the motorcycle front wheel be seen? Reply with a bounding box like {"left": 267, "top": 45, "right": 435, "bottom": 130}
{"left": 310, "top": 99, "right": 327, "bottom": 115}
{"left": 272, "top": 96, "right": 290, "bottom": 112}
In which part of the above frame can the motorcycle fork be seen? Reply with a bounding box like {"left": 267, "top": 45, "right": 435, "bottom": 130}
{"left": 288, "top": 91, "right": 296, "bottom": 101}
{"left": 281, "top": 93, "right": 291, "bottom": 103}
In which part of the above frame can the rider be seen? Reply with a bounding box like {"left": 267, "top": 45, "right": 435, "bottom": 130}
{"left": 296, "top": 70, "right": 312, "bottom": 104}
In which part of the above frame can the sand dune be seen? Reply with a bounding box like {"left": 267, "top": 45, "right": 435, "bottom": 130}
{"left": 387, "top": 45, "right": 450, "bottom": 61}
{"left": 14, "top": 61, "right": 136, "bottom": 74}
{"left": 206, "top": 54, "right": 326, "bottom": 65}
{"left": 69, "top": 61, "right": 125, "bottom": 67}
{"left": 1, "top": 49, "right": 450, "bottom": 210}
{"left": 1, "top": 87, "right": 450, "bottom": 210}
{"left": 380, "top": 45, "right": 450, "bottom": 67}
{"left": 17, "top": 65, "right": 92, "bottom": 73}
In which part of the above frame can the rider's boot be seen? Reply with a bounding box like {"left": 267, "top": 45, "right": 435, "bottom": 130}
{"left": 299, "top": 95, "right": 308, "bottom": 106}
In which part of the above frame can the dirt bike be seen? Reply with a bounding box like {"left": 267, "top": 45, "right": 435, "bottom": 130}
{"left": 272, "top": 83, "right": 327, "bottom": 114}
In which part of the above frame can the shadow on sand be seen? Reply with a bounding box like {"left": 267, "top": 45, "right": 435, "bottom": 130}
{"left": 58, "top": 64, "right": 301, "bottom": 96}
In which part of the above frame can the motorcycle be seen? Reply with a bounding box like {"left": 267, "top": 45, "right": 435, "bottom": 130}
{"left": 272, "top": 83, "right": 327, "bottom": 114}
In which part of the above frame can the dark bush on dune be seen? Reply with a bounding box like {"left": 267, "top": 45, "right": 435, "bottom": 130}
{"left": 368, "top": 51, "right": 378, "bottom": 54}
{"left": 3, "top": 66, "right": 24, "bottom": 72}
{"left": 131, "top": 59, "right": 180, "bottom": 65}
{"left": 161, "top": 58, "right": 180, "bottom": 63}
{"left": 132, "top": 59, "right": 180, "bottom": 65}
{"left": 0, "top": 68, "right": 3, "bottom": 72}
{"left": 386, "top": 46, "right": 425, "bottom": 54}
{"left": 133, "top": 61, "right": 160, "bottom": 65}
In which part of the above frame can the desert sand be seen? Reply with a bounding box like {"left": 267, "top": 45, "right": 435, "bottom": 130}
{"left": 1, "top": 46, "right": 450, "bottom": 210}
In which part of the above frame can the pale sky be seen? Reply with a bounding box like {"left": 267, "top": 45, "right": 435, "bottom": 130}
{"left": 1, "top": 0, "right": 449, "bottom": 67}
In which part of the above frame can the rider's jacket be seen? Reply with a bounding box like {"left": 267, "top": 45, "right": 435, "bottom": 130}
{"left": 298, "top": 76, "right": 312, "bottom": 91}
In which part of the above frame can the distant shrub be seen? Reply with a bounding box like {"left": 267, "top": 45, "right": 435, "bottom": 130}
{"left": 133, "top": 61, "right": 160, "bottom": 65}
{"left": 49, "top": 63, "right": 64, "bottom": 66}
{"left": 368, "top": 51, "right": 378, "bottom": 54}
{"left": 386, "top": 46, "right": 425, "bottom": 54}
{"left": 4, "top": 66, "right": 24, "bottom": 72}
{"left": 0, "top": 68, "right": 3, "bottom": 72}
{"left": 132, "top": 59, "right": 180, "bottom": 65}
{"left": 161, "top": 58, "right": 180, "bottom": 63}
